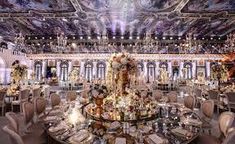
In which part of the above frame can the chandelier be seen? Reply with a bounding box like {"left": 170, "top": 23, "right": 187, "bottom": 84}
{"left": 14, "top": 32, "right": 25, "bottom": 52}
{"left": 56, "top": 32, "right": 67, "bottom": 53}
{"left": 225, "top": 33, "right": 235, "bottom": 52}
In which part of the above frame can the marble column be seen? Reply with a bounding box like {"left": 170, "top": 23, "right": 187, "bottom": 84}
{"left": 68, "top": 61, "right": 72, "bottom": 74}
{"left": 192, "top": 61, "right": 197, "bottom": 79}
{"left": 93, "top": 61, "right": 97, "bottom": 79}
{"left": 155, "top": 61, "right": 160, "bottom": 79}
{"left": 56, "top": 60, "right": 61, "bottom": 79}
{"left": 206, "top": 61, "right": 210, "bottom": 78}
{"left": 80, "top": 61, "right": 85, "bottom": 77}
{"left": 143, "top": 61, "right": 148, "bottom": 82}
{"left": 179, "top": 61, "right": 184, "bottom": 78}
{"left": 42, "top": 60, "right": 46, "bottom": 78}
{"left": 168, "top": 61, "right": 172, "bottom": 77}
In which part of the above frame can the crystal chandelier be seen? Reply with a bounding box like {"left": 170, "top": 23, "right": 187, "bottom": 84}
{"left": 14, "top": 32, "right": 25, "bottom": 52}
{"left": 56, "top": 32, "right": 67, "bottom": 53}
{"left": 225, "top": 33, "right": 235, "bottom": 52}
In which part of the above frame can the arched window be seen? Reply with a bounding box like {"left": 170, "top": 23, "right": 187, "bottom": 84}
{"left": 184, "top": 62, "right": 192, "bottom": 79}
{"left": 85, "top": 62, "right": 93, "bottom": 82}
{"left": 97, "top": 62, "right": 106, "bottom": 80}
{"left": 60, "top": 62, "right": 69, "bottom": 81}
{"left": 137, "top": 63, "right": 144, "bottom": 74}
{"left": 147, "top": 62, "right": 156, "bottom": 82}
{"left": 35, "top": 61, "right": 42, "bottom": 81}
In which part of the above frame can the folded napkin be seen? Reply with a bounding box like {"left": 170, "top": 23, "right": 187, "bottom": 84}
{"left": 110, "top": 121, "right": 121, "bottom": 130}
{"left": 171, "top": 128, "right": 192, "bottom": 137}
{"left": 148, "top": 134, "right": 164, "bottom": 144}
{"left": 69, "top": 130, "right": 89, "bottom": 143}
{"left": 183, "top": 119, "right": 202, "bottom": 126}
{"left": 44, "top": 116, "right": 57, "bottom": 122}
{"left": 115, "top": 138, "right": 126, "bottom": 144}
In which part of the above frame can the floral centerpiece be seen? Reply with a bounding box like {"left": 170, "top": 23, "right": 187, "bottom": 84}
{"left": 7, "top": 60, "right": 28, "bottom": 96}
{"left": 106, "top": 53, "right": 137, "bottom": 94}
{"left": 69, "top": 69, "right": 79, "bottom": 83}
{"left": 211, "top": 64, "right": 228, "bottom": 82}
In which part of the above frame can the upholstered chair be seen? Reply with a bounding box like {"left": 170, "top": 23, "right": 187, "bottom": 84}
{"left": 33, "top": 97, "right": 46, "bottom": 122}
{"left": 5, "top": 112, "right": 20, "bottom": 134}
{"left": 50, "top": 93, "right": 61, "bottom": 108}
{"left": 200, "top": 100, "right": 214, "bottom": 134}
{"left": 66, "top": 91, "right": 77, "bottom": 102}
{"left": 152, "top": 90, "right": 163, "bottom": 102}
{"left": 184, "top": 96, "right": 195, "bottom": 110}
{"left": 32, "top": 88, "right": 41, "bottom": 98}
{"left": 2, "top": 125, "right": 24, "bottom": 144}
{"left": 12, "top": 89, "right": 29, "bottom": 112}
{"left": 167, "top": 91, "right": 177, "bottom": 103}
{"left": 0, "top": 91, "right": 6, "bottom": 116}
{"left": 218, "top": 112, "right": 235, "bottom": 138}
{"left": 208, "top": 90, "right": 220, "bottom": 114}
{"left": 226, "top": 92, "right": 235, "bottom": 112}
{"left": 22, "top": 102, "right": 34, "bottom": 133}
{"left": 222, "top": 128, "right": 235, "bottom": 144}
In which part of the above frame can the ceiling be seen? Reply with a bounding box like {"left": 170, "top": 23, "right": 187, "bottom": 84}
{"left": 0, "top": 0, "right": 235, "bottom": 41}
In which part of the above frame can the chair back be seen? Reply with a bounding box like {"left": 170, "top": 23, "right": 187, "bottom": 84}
{"left": 184, "top": 96, "right": 195, "bottom": 110}
{"left": 50, "top": 93, "right": 61, "bottom": 108}
{"left": 22, "top": 102, "right": 34, "bottom": 125}
{"left": 201, "top": 100, "right": 214, "bottom": 119}
{"left": 194, "top": 88, "right": 202, "bottom": 97}
{"left": 19, "top": 89, "right": 29, "bottom": 101}
{"left": 226, "top": 92, "right": 235, "bottom": 110}
{"left": 208, "top": 90, "right": 219, "bottom": 100}
{"left": 222, "top": 128, "right": 235, "bottom": 144}
{"left": 66, "top": 91, "right": 77, "bottom": 102}
{"left": 219, "top": 112, "right": 235, "bottom": 137}
{"left": 32, "top": 88, "right": 41, "bottom": 98}
{"left": 167, "top": 91, "right": 177, "bottom": 103}
{"left": 5, "top": 112, "right": 19, "bottom": 133}
{"left": 33, "top": 97, "right": 46, "bottom": 116}
{"left": 2, "top": 125, "right": 24, "bottom": 144}
{"left": 152, "top": 90, "right": 163, "bottom": 101}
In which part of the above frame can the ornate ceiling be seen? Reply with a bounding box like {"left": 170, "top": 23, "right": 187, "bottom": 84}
{"left": 0, "top": 0, "right": 235, "bottom": 41}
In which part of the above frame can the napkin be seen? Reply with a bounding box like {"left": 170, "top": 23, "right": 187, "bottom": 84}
{"left": 70, "top": 130, "right": 89, "bottom": 143}
{"left": 148, "top": 134, "right": 164, "bottom": 144}
{"left": 171, "top": 128, "right": 192, "bottom": 137}
{"left": 115, "top": 138, "right": 126, "bottom": 144}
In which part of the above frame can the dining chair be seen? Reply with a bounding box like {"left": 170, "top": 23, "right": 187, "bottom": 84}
{"left": 12, "top": 89, "right": 29, "bottom": 112}
{"left": 152, "top": 90, "right": 163, "bottom": 102}
{"left": 5, "top": 112, "right": 20, "bottom": 134}
{"left": 32, "top": 88, "right": 41, "bottom": 98}
{"left": 66, "top": 91, "right": 77, "bottom": 102}
{"left": 33, "top": 97, "right": 46, "bottom": 122}
{"left": 200, "top": 100, "right": 214, "bottom": 134}
{"left": 222, "top": 128, "right": 235, "bottom": 144}
{"left": 208, "top": 90, "right": 220, "bottom": 114}
{"left": 0, "top": 91, "right": 6, "bottom": 116}
{"left": 167, "top": 91, "right": 177, "bottom": 103}
{"left": 184, "top": 96, "right": 195, "bottom": 110}
{"left": 218, "top": 112, "right": 235, "bottom": 138}
{"left": 22, "top": 102, "right": 34, "bottom": 133}
{"left": 2, "top": 125, "right": 24, "bottom": 144}
{"left": 226, "top": 92, "right": 235, "bottom": 112}
{"left": 50, "top": 93, "right": 61, "bottom": 108}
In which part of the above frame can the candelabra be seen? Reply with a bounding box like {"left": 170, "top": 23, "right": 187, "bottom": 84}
{"left": 14, "top": 32, "right": 25, "bottom": 52}
{"left": 225, "top": 33, "right": 235, "bottom": 52}
{"left": 56, "top": 32, "right": 67, "bottom": 53}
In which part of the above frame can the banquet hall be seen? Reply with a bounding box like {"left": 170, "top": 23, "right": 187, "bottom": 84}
{"left": 0, "top": 0, "right": 235, "bottom": 144}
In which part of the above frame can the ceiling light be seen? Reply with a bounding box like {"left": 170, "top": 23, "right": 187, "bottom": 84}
{"left": 28, "top": 37, "right": 31, "bottom": 40}
{"left": 194, "top": 37, "right": 196, "bottom": 40}
{"left": 121, "top": 36, "right": 124, "bottom": 39}
{"left": 163, "top": 37, "right": 166, "bottom": 40}
{"left": 80, "top": 36, "right": 83, "bottom": 39}
{"left": 97, "top": 36, "right": 100, "bottom": 39}
{"left": 202, "top": 37, "right": 205, "bottom": 40}
{"left": 88, "top": 36, "right": 91, "bottom": 39}
{"left": 137, "top": 36, "right": 140, "bottom": 40}
{"left": 35, "top": 37, "right": 38, "bottom": 39}
{"left": 178, "top": 37, "right": 181, "bottom": 40}
{"left": 73, "top": 37, "right": 75, "bottom": 39}
{"left": 49, "top": 37, "right": 52, "bottom": 39}
{"left": 170, "top": 37, "right": 173, "bottom": 40}
{"left": 218, "top": 37, "right": 221, "bottom": 40}
{"left": 113, "top": 36, "right": 116, "bottom": 39}
{"left": 42, "top": 37, "right": 45, "bottom": 39}
{"left": 129, "top": 36, "right": 132, "bottom": 39}
{"left": 211, "top": 37, "right": 213, "bottom": 40}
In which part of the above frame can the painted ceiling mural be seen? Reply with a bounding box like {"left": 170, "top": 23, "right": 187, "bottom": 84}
{"left": 0, "top": 0, "right": 234, "bottom": 41}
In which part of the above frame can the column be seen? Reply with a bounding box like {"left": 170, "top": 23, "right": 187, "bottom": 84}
{"left": 56, "top": 60, "right": 61, "bottom": 79}
{"left": 93, "top": 61, "right": 97, "bottom": 79}
{"left": 192, "top": 61, "right": 197, "bottom": 79}
{"left": 80, "top": 61, "right": 85, "bottom": 77}
{"left": 42, "top": 60, "right": 46, "bottom": 78}
{"left": 206, "top": 61, "right": 210, "bottom": 78}
{"left": 168, "top": 61, "right": 172, "bottom": 77}
{"left": 143, "top": 61, "right": 148, "bottom": 82}
{"left": 68, "top": 61, "right": 72, "bottom": 74}
{"left": 155, "top": 61, "right": 159, "bottom": 79}
{"left": 179, "top": 61, "right": 184, "bottom": 78}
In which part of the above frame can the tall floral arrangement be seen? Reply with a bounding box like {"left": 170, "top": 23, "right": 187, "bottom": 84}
{"left": 211, "top": 64, "right": 228, "bottom": 82}
{"left": 106, "top": 53, "right": 137, "bottom": 93}
{"left": 7, "top": 60, "right": 28, "bottom": 96}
